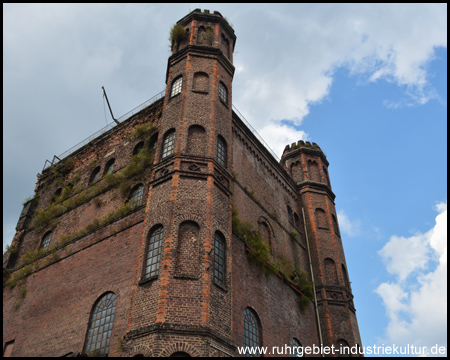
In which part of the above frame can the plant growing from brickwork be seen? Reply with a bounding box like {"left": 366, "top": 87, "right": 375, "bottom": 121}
{"left": 19, "top": 286, "right": 27, "bottom": 299}
{"left": 33, "top": 150, "right": 153, "bottom": 230}
{"left": 169, "top": 24, "right": 188, "bottom": 47}
{"left": 232, "top": 206, "right": 314, "bottom": 309}
{"left": 290, "top": 231, "right": 299, "bottom": 241}
{"left": 5, "top": 244, "right": 18, "bottom": 255}
{"left": 132, "top": 123, "right": 156, "bottom": 140}
{"left": 293, "top": 267, "right": 314, "bottom": 310}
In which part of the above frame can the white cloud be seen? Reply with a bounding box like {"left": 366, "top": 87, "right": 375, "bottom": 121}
{"left": 257, "top": 122, "right": 308, "bottom": 158}
{"left": 337, "top": 209, "right": 362, "bottom": 237}
{"left": 375, "top": 201, "right": 447, "bottom": 355}
{"left": 232, "top": 3, "right": 446, "bottom": 156}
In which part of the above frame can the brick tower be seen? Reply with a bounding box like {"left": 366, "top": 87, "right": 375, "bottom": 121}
{"left": 3, "top": 9, "right": 362, "bottom": 357}
{"left": 124, "top": 9, "right": 236, "bottom": 356}
{"left": 281, "top": 141, "right": 362, "bottom": 352}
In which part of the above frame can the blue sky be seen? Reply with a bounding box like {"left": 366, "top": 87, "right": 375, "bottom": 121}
{"left": 3, "top": 3, "right": 447, "bottom": 356}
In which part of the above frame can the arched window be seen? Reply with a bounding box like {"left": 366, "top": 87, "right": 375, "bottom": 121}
{"left": 162, "top": 130, "right": 176, "bottom": 159}
{"left": 171, "top": 76, "right": 182, "bottom": 97}
{"left": 143, "top": 225, "right": 164, "bottom": 280}
{"left": 218, "top": 82, "right": 228, "bottom": 104}
{"left": 243, "top": 307, "right": 262, "bottom": 356}
{"left": 104, "top": 158, "right": 115, "bottom": 176}
{"left": 89, "top": 166, "right": 101, "bottom": 185}
{"left": 332, "top": 214, "right": 340, "bottom": 237}
{"left": 217, "top": 136, "right": 227, "bottom": 167}
{"left": 336, "top": 339, "right": 350, "bottom": 357}
{"left": 290, "top": 338, "right": 302, "bottom": 357}
{"left": 293, "top": 213, "right": 300, "bottom": 229}
{"left": 133, "top": 141, "right": 145, "bottom": 156}
{"left": 129, "top": 184, "right": 144, "bottom": 208}
{"left": 214, "top": 231, "right": 226, "bottom": 286}
{"left": 51, "top": 188, "right": 62, "bottom": 203}
{"left": 287, "top": 205, "right": 293, "bottom": 224}
{"left": 83, "top": 292, "right": 116, "bottom": 356}
{"left": 41, "top": 231, "right": 52, "bottom": 250}
{"left": 148, "top": 132, "right": 159, "bottom": 154}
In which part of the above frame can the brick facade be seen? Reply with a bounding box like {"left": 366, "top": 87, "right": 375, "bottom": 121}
{"left": 3, "top": 9, "right": 361, "bottom": 357}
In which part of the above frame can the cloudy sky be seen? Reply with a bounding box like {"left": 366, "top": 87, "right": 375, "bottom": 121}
{"left": 3, "top": 3, "right": 447, "bottom": 356}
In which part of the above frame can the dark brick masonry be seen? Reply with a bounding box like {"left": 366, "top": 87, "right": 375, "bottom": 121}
{"left": 3, "top": 9, "right": 361, "bottom": 357}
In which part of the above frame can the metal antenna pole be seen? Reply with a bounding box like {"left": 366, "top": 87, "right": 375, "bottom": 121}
{"left": 102, "top": 86, "right": 120, "bottom": 125}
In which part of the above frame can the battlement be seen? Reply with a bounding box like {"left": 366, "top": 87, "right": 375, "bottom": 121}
{"left": 282, "top": 140, "right": 324, "bottom": 156}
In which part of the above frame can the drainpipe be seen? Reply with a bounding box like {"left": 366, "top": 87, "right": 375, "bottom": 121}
{"left": 302, "top": 207, "right": 324, "bottom": 357}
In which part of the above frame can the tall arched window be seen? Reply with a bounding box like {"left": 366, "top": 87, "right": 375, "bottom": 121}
{"left": 133, "top": 141, "right": 145, "bottom": 156}
{"left": 162, "top": 130, "right": 176, "bottom": 159}
{"left": 148, "top": 132, "right": 159, "bottom": 154}
{"left": 89, "top": 166, "right": 101, "bottom": 185}
{"left": 214, "top": 231, "right": 226, "bottom": 286}
{"left": 244, "top": 307, "right": 262, "bottom": 356}
{"left": 332, "top": 214, "right": 340, "bottom": 237}
{"left": 219, "top": 82, "right": 228, "bottom": 104}
{"left": 171, "top": 76, "right": 182, "bottom": 97}
{"left": 143, "top": 225, "right": 164, "bottom": 280}
{"left": 83, "top": 292, "right": 116, "bottom": 356}
{"left": 217, "top": 136, "right": 227, "bottom": 167}
{"left": 104, "top": 158, "right": 115, "bottom": 176}
{"left": 41, "top": 231, "right": 52, "bottom": 250}
{"left": 129, "top": 184, "right": 144, "bottom": 208}
{"left": 287, "top": 205, "right": 293, "bottom": 224}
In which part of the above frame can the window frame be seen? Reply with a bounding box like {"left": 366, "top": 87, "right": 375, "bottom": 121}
{"left": 162, "top": 130, "right": 176, "bottom": 159}
{"left": 143, "top": 225, "right": 164, "bottom": 281}
{"left": 171, "top": 76, "right": 183, "bottom": 98}
{"left": 217, "top": 136, "right": 227, "bottom": 167}
{"left": 243, "top": 307, "right": 262, "bottom": 357}
{"left": 128, "top": 184, "right": 144, "bottom": 208}
{"left": 213, "top": 231, "right": 226, "bottom": 286}
{"left": 83, "top": 292, "right": 117, "bottom": 357}
{"left": 218, "top": 81, "right": 228, "bottom": 105}
{"left": 41, "top": 231, "right": 52, "bottom": 250}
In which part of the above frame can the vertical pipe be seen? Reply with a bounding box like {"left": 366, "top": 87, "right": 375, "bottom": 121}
{"left": 302, "top": 207, "right": 324, "bottom": 356}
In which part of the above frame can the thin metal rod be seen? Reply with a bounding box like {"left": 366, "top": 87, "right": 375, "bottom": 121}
{"left": 102, "top": 86, "right": 120, "bottom": 125}
{"left": 302, "top": 207, "right": 324, "bottom": 356}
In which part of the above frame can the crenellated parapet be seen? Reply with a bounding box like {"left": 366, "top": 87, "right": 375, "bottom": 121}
{"left": 281, "top": 140, "right": 331, "bottom": 189}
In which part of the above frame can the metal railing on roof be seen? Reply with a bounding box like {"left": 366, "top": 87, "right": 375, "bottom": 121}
{"left": 42, "top": 90, "right": 282, "bottom": 172}
{"left": 42, "top": 90, "right": 165, "bottom": 172}
{"left": 232, "top": 104, "right": 281, "bottom": 162}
